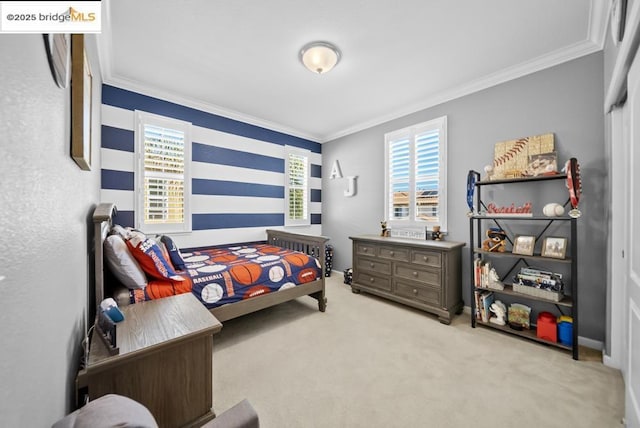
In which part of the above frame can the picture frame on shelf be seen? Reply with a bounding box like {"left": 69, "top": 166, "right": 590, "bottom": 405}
{"left": 541, "top": 236, "right": 567, "bottom": 259}
{"left": 512, "top": 235, "right": 535, "bottom": 256}
{"left": 524, "top": 152, "right": 558, "bottom": 177}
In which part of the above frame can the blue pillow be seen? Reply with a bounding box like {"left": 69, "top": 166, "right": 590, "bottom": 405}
{"left": 160, "top": 235, "right": 186, "bottom": 271}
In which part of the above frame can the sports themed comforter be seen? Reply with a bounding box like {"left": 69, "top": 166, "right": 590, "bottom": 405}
{"left": 130, "top": 243, "right": 322, "bottom": 309}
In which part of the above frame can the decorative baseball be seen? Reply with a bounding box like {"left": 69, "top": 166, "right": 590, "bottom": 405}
{"left": 543, "top": 203, "right": 565, "bottom": 217}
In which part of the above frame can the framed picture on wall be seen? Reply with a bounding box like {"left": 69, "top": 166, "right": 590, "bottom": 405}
{"left": 71, "top": 34, "right": 92, "bottom": 171}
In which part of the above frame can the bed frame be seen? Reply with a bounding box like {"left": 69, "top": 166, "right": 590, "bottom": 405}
{"left": 93, "top": 203, "right": 329, "bottom": 322}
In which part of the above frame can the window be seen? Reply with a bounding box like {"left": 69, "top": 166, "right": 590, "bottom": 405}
{"left": 384, "top": 116, "right": 447, "bottom": 232}
{"left": 135, "top": 111, "right": 192, "bottom": 234}
{"left": 284, "top": 145, "right": 310, "bottom": 226}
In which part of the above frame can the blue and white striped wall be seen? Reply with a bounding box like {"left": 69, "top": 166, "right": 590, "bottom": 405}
{"left": 100, "top": 85, "right": 322, "bottom": 248}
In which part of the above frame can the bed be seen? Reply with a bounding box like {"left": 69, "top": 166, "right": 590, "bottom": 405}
{"left": 93, "top": 203, "right": 329, "bottom": 322}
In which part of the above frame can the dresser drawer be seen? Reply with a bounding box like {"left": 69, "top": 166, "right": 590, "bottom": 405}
{"left": 379, "top": 246, "right": 409, "bottom": 262}
{"left": 356, "top": 256, "right": 391, "bottom": 275}
{"left": 394, "top": 263, "right": 441, "bottom": 286}
{"left": 411, "top": 250, "right": 442, "bottom": 268}
{"left": 355, "top": 242, "right": 378, "bottom": 257}
{"left": 354, "top": 272, "right": 392, "bottom": 292}
{"left": 395, "top": 280, "right": 441, "bottom": 305}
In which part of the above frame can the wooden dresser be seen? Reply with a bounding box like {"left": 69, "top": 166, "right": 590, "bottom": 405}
{"left": 350, "top": 235, "right": 465, "bottom": 324}
{"left": 77, "top": 293, "right": 222, "bottom": 428}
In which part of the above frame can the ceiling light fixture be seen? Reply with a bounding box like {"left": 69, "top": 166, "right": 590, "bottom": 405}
{"left": 299, "top": 41, "right": 341, "bottom": 74}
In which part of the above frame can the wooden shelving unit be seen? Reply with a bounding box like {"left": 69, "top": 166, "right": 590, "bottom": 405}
{"left": 469, "top": 172, "right": 579, "bottom": 359}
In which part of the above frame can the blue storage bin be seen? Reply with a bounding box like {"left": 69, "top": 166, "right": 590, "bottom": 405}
{"left": 558, "top": 321, "right": 573, "bottom": 346}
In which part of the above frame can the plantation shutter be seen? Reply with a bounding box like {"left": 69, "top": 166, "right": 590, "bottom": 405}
{"left": 388, "top": 137, "right": 411, "bottom": 220}
{"left": 415, "top": 129, "right": 440, "bottom": 222}
{"left": 288, "top": 151, "right": 308, "bottom": 221}
{"left": 143, "top": 124, "right": 185, "bottom": 224}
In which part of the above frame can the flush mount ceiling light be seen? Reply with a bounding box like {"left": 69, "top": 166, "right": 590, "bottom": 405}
{"left": 299, "top": 41, "right": 341, "bottom": 74}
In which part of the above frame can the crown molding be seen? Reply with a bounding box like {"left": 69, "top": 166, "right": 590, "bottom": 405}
{"left": 321, "top": 38, "right": 603, "bottom": 143}
{"left": 101, "top": 75, "right": 322, "bottom": 143}
{"left": 320, "top": 0, "right": 610, "bottom": 142}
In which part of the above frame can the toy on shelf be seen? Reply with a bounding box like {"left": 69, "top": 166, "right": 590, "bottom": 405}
{"left": 482, "top": 228, "right": 507, "bottom": 252}
{"left": 489, "top": 300, "right": 507, "bottom": 326}
{"left": 487, "top": 267, "right": 505, "bottom": 290}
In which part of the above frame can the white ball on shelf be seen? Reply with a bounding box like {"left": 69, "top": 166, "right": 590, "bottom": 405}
{"left": 554, "top": 204, "right": 565, "bottom": 216}
{"left": 543, "top": 203, "right": 565, "bottom": 217}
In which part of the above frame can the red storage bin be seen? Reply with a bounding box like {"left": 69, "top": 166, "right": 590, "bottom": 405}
{"left": 536, "top": 311, "right": 557, "bottom": 342}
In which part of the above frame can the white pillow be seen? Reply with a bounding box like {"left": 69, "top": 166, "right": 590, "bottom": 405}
{"left": 104, "top": 234, "right": 148, "bottom": 289}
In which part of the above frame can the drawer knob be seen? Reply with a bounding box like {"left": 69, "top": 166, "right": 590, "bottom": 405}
{"left": 370, "top": 262, "right": 375, "bottom": 268}
{"left": 390, "top": 251, "right": 394, "bottom": 256}
{"left": 369, "top": 277, "right": 375, "bottom": 283}
{"left": 423, "top": 256, "right": 429, "bottom": 261}
{"left": 363, "top": 247, "right": 368, "bottom": 252}
{"left": 413, "top": 289, "right": 418, "bottom": 294}
{"left": 413, "top": 271, "right": 418, "bottom": 277}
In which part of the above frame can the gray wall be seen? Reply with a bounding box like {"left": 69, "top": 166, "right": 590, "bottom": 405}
{"left": 323, "top": 52, "right": 606, "bottom": 342}
{"left": 0, "top": 35, "right": 101, "bottom": 425}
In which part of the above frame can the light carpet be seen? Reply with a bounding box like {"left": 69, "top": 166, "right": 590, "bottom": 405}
{"left": 212, "top": 275, "right": 624, "bottom": 428}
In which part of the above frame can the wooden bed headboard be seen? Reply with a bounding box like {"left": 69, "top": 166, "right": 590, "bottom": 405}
{"left": 92, "top": 203, "right": 117, "bottom": 312}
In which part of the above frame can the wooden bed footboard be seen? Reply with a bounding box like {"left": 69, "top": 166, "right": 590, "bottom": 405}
{"left": 211, "top": 229, "right": 330, "bottom": 321}
{"left": 92, "top": 203, "right": 330, "bottom": 323}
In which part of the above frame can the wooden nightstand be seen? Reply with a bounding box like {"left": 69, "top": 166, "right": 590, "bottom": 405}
{"left": 77, "top": 293, "right": 222, "bottom": 428}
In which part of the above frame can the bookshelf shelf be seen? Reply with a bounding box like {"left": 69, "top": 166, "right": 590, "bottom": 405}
{"left": 472, "top": 249, "right": 573, "bottom": 264}
{"left": 475, "top": 320, "right": 572, "bottom": 351}
{"left": 474, "top": 285, "right": 573, "bottom": 307}
{"left": 469, "top": 170, "right": 579, "bottom": 359}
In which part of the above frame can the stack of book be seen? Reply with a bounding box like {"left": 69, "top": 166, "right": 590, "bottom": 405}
{"left": 473, "top": 258, "right": 489, "bottom": 288}
{"left": 473, "top": 290, "right": 494, "bottom": 322}
{"left": 513, "top": 267, "right": 563, "bottom": 292}
{"left": 473, "top": 258, "right": 504, "bottom": 290}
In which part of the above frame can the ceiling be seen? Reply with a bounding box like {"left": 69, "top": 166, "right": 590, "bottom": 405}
{"left": 99, "top": 0, "right": 609, "bottom": 143}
